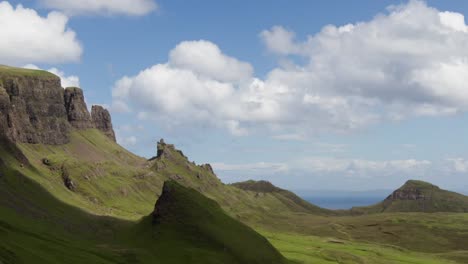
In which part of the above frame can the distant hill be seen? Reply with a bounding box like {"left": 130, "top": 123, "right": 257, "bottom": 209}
{"left": 351, "top": 180, "right": 468, "bottom": 213}
{"left": 231, "top": 180, "right": 335, "bottom": 215}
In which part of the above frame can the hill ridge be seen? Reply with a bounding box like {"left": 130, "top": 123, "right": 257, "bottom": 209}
{"left": 352, "top": 179, "right": 468, "bottom": 214}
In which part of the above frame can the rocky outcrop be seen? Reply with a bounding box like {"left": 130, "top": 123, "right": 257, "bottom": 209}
{"left": 0, "top": 66, "right": 117, "bottom": 145}
{"left": 200, "top": 164, "right": 214, "bottom": 174}
{"left": 0, "top": 73, "right": 71, "bottom": 144}
{"left": 385, "top": 188, "right": 426, "bottom": 201}
{"left": 91, "top": 105, "right": 116, "bottom": 142}
{"left": 384, "top": 180, "right": 438, "bottom": 202}
{"left": 64, "top": 87, "right": 94, "bottom": 129}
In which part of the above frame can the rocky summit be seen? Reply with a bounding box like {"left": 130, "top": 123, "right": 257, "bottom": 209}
{"left": 352, "top": 180, "right": 468, "bottom": 213}
{"left": 0, "top": 65, "right": 114, "bottom": 145}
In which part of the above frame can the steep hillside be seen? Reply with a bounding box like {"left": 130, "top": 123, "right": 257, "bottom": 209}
{"left": 5, "top": 65, "right": 468, "bottom": 263}
{"left": 0, "top": 66, "right": 333, "bottom": 226}
{"left": 351, "top": 180, "right": 468, "bottom": 213}
{"left": 0, "top": 136, "right": 286, "bottom": 264}
{"left": 142, "top": 180, "right": 286, "bottom": 264}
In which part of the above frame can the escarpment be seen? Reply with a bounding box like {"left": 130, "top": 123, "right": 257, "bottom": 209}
{"left": 0, "top": 72, "right": 71, "bottom": 144}
{"left": 0, "top": 66, "right": 115, "bottom": 145}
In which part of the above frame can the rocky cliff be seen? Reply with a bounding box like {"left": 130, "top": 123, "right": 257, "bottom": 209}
{"left": 0, "top": 65, "right": 115, "bottom": 145}
{"left": 91, "top": 105, "right": 116, "bottom": 142}
{"left": 64, "top": 87, "right": 94, "bottom": 130}
{"left": 0, "top": 69, "right": 71, "bottom": 144}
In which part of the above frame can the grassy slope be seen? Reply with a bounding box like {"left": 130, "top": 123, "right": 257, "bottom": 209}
{"left": 17, "top": 129, "right": 161, "bottom": 219}
{"left": 16, "top": 131, "right": 334, "bottom": 223}
{"left": 351, "top": 180, "right": 468, "bottom": 214}
{"left": 7, "top": 127, "right": 468, "bottom": 263}
{"left": 0, "top": 138, "right": 286, "bottom": 263}
{"left": 0, "top": 65, "right": 56, "bottom": 79}
{"left": 141, "top": 180, "right": 286, "bottom": 264}
{"left": 263, "top": 231, "right": 460, "bottom": 264}
{"left": 231, "top": 180, "right": 335, "bottom": 215}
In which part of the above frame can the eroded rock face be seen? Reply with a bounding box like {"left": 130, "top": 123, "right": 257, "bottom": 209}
{"left": 0, "top": 84, "right": 11, "bottom": 136}
{"left": 91, "top": 105, "right": 116, "bottom": 142}
{"left": 0, "top": 75, "right": 71, "bottom": 144}
{"left": 0, "top": 68, "right": 118, "bottom": 145}
{"left": 64, "top": 87, "right": 94, "bottom": 130}
{"left": 386, "top": 188, "right": 426, "bottom": 201}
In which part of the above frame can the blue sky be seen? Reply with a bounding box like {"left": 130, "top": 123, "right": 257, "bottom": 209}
{"left": 3, "top": 0, "right": 468, "bottom": 192}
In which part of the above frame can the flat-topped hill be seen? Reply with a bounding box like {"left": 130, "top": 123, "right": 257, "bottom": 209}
{"left": 231, "top": 180, "right": 335, "bottom": 215}
{"left": 352, "top": 180, "right": 468, "bottom": 213}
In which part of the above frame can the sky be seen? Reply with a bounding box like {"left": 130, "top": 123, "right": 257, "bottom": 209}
{"left": 3, "top": 0, "right": 468, "bottom": 192}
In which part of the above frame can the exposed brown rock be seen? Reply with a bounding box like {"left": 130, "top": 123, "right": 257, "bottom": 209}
{"left": 201, "top": 163, "right": 215, "bottom": 174}
{"left": 0, "top": 66, "right": 118, "bottom": 146}
{"left": 91, "top": 105, "right": 116, "bottom": 142}
{"left": 0, "top": 75, "right": 71, "bottom": 144}
{"left": 64, "top": 87, "right": 94, "bottom": 129}
{"left": 385, "top": 188, "right": 427, "bottom": 201}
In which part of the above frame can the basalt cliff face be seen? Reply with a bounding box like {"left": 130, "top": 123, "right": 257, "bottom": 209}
{"left": 0, "top": 73, "right": 71, "bottom": 144}
{"left": 91, "top": 105, "right": 116, "bottom": 141}
{"left": 64, "top": 87, "right": 94, "bottom": 130}
{"left": 0, "top": 66, "right": 115, "bottom": 144}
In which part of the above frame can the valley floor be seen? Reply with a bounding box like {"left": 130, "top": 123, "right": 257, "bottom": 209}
{"left": 264, "top": 231, "right": 462, "bottom": 264}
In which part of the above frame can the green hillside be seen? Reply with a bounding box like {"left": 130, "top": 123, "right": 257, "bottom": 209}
{"left": 14, "top": 132, "right": 332, "bottom": 224}
{"left": 0, "top": 136, "right": 286, "bottom": 263}
{"left": 142, "top": 180, "right": 286, "bottom": 263}
{"left": 231, "top": 180, "right": 334, "bottom": 215}
{"left": 3, "top": 65, "right": 468, "bottom": 263}
{"left": 351, "top": 180, "right": 468, "bottom": 214}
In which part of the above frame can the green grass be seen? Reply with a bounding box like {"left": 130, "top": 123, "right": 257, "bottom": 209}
{"left": 352, "top": 180, "right": 468, "bottom": 214}
{"left": 0, "top": 65, "right": 56, "bottom": 79}
{"left": 130, "top": 180, "right": 287, "bottom": 264}
{"left": 262, "top": 231, "right": 458, "bottom": 264}
{"left": 0, "top": 149, "right": 286, "bottom": 263}
{"left": 231, "top": 180, "right": 335, "bottom": 215}
{"left": 16, "top": 129, "right": 162, "bottom": 220}
{"left": 5, "top": 129, "right": 468, "bottom": 263}
{"left": 249, "top": 211, "right": 468, "bottom": 258}
{"left": 14, "top": 131, "right": 339, "bottom": 224}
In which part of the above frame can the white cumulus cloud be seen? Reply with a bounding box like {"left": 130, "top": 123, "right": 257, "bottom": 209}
{"left": 39, "top": 0, "right": 157, "bottom": 16}
{"left": 169, "top": 40, "right": 253, "bottom": 83}
{"left": 261, "top": 0, "right": 468, "bottom": 117}
{"left": 113, "top": 1, "right": 468, "bottom": 137}
{"left": 0, "top": 2, "right": 82, "bottom": 65}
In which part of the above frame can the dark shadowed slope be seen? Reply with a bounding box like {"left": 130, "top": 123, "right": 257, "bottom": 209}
{"left": 0, "top": 136, "right": 287, "bottom": 264}
{"left": 133, "top": 180, "right": 287, "bottom": 264}
{"left": 351, "top": 180, "right": 468, "bottom": 214}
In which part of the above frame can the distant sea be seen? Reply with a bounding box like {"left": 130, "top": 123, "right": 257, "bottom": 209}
{"left": 303, "top": 196, "right": 384, "bottom": 210}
